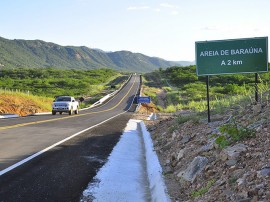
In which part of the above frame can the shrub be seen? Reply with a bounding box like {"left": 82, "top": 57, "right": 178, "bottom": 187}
{"left": 162, "top": 86, "right": 172, "bottom": 92}
{"left": 220, "top": 123, "right": 256, "bottom": 141}
{"left": 156, "top": 105, "right": 164, "bottom": 112}
{"left": 215, "top": 135, "right": 230, "bottom": 149}
{"left": 215, "top": 123, "right": 256, "bottom": 149}
{"left": 164, "top": 105, "right": 176, "bottom": 113}
{"left": 175, "top": 115, "right": 191, "bottom": 124}
{"left": 191, "top": 179, "right": 215, "bottom": 197}
{"left": 176, "top": 103, "right": 183, "bottom": 110}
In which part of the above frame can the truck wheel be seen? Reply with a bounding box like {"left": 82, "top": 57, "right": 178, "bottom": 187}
{"left": 74, "top": 107, "right": 79, "bottom": 114}
{"left": 52, "top": 111, "right": 56, "bottom": 115}
{"left": 60, "top": 112, "right": 63, "bottom": 115}
{"left": 69, "top": 108, "right": 73, "bottom": 115}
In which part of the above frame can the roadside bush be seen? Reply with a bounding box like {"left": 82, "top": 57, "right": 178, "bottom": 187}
{"left": 162, "top": 86, "right": 172, "bottom": 92}
{"left": 176, "top": 103, "right": 183, "bottom": 110}
{"left": 164, "top": 105, "right": 177, "bottom": 113}
{"left": 156, "top": 105, "right": 164, "bottom": 112}
{"left": 215, "top": 135, "right": 230, "bottom": 149}
{"left": 215, "top": 123, "right": 256, "bottom": 149}
{"left": 219, "top": 123, "right": 256, "bottom": 141}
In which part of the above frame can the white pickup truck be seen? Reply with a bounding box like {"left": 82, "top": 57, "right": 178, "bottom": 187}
{"left": 52, "top": 96, "right": 79, "bottom": 115}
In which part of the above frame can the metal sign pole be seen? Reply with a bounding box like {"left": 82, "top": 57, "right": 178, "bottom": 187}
{"left": 255, "top": 73, "right": 258, "bottom": 103}
{"left": 206, "top": 76, "right": 211, "bottom": 123}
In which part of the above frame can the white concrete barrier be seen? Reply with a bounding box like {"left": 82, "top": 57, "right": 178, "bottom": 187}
{"left": 0, "top": 114, "right": 19, "bottom": 119}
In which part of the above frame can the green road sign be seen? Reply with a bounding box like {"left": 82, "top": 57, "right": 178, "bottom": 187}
{"left": 195, "top": 37, "right": 268, "bottom": 76}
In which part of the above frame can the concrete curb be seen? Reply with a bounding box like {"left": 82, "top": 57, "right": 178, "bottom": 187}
{"left": 139, "top": 121, "right": 171, "bottom": 202}
{"left": 0, "top": 114, "right": 19, "bottom": 119}
{"left": 147, "top": 113, "right": 157, "bottom": 120}
{"left": 73, "top": 74, "right": 133, "bottom": 111}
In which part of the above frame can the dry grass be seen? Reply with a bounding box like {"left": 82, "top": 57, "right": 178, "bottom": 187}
{"left": 0, "top": 91, "right": 53, "bottom": 116}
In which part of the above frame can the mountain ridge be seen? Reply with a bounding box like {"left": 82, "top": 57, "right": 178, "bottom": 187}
{"left": 0, "top": 36, "right": 193, "bottom": 72}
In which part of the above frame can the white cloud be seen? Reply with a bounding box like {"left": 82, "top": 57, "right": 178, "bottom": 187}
{"left": 127, "top": 6, "right": 149, "bottom": 10}
{"left": 171, "top": 11, "right": 179, "bottom": 15}
{"left": 127, "top": 3, "right": 180, "bottom": 15}
{"left": 159, "top": 3, "right": 179, "bottom": 15}
{"left": 201, "top": 26, "right": 218, "bottom": 31}
{"left": 160, "top": 3, "right": 178, "bottom": 9}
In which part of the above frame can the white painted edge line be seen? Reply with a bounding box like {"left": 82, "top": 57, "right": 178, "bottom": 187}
{"left": 0, "top": 75, "right": 139, "bottom": 176}
{"left": 139, "top": 121, "right": 171, "bottom": 202}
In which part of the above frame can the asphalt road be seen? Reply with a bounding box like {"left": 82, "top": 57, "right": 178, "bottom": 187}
{"left": 0, "top": 75, "right": 140, "bottom": 202}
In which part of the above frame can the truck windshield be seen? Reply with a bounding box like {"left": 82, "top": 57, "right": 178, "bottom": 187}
{"left": 55, "top": 97, "right": 71, "bottom": 102}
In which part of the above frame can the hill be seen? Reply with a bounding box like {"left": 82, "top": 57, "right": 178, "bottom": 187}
{"left": 0, "top": 36, "right": 183, "bottom": 72}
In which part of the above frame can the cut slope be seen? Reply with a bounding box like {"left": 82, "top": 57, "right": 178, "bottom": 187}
{"left": 0, "top": 93, "right": 53, "bottom": 116}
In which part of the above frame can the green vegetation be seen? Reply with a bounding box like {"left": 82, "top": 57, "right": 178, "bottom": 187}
{"left": 163, "top": 105, "right": 177, "bottom": 113}
{"left": 0, "top": 68, "right": 126, "bottom": 98}
{"left": 168, "top": 114, "right": 201, "bottom": 133}
{"left": 214, "top": 123, "right": 256, "bottom": 149}
{"left": 191, "top": 179, "right": 215, "bottom": 198}
{"left": 219, "top": 123, "right": 256, "bottom": 141}
{"left": 162, "top": 65, "right": 260, "bottom": 103}
{"left": 143, "top": 86, "right": 159, "bottom": 104}
{"left": 215, "top": 135, "right": 230, "bottom": 149}
{"left": 143, "top": 64, "right": 270, "bottom": 114}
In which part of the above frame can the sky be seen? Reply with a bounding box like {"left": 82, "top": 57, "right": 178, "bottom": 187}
{"left": 0, "top": 0, "right": 269, "bottom": 61}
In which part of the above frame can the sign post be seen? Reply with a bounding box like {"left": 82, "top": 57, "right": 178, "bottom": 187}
{"left": 206, "top": 76, "right": 210, "bottom": 123}
{"left": 255, "top": 73, "right": 259, "bottom": 102}
{"left": 196, "top": 37, "right": 268, "bottom": 122}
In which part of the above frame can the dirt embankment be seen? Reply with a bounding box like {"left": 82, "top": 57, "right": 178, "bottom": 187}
{"left": 0, "top": 94, "right": 52, "bottom": 116}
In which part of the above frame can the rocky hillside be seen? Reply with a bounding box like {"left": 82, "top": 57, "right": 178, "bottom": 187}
{"left": 0, "top": 36, "right": 187, "bottom": 72}
{"left": 142, "top": 100, "right": 270, "bottom": 201}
